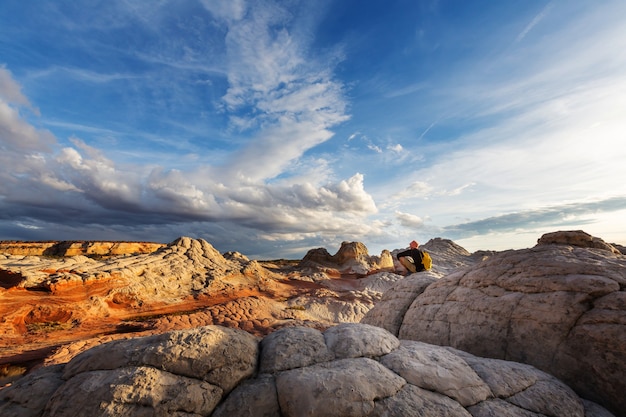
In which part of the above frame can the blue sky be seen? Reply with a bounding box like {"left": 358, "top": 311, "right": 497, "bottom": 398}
{"left": 1, "top": 0, "right": 625, "bottom": 258}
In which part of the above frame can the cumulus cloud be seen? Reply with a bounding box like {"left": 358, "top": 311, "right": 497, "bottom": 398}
{"left": 0, "top": 100, "right": 52, "bottom": 152}
{"left": 0, "top": 0, "right": 372, "bottom": 257}
{"left": 0, "top": 59, "right": 374, "bottom": 255}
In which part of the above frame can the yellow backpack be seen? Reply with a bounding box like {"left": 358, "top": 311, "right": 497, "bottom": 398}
{"left": 421, "top": 251, "right": 432, "bottom": 270}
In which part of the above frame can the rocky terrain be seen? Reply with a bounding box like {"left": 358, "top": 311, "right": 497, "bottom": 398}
{"left": 0, "top": 237, "right": 426, "bottom": 377}
{"left": 0, "top": 230, "right": 624, "bottom": 416}
{"left": 0, "top": 323, "right": 616, "bottom": 417}
{"left": 363, "top": 230, "right": 626, "bottom": 416}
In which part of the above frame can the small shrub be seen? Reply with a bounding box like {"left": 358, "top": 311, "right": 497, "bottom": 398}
{"left": 26, "top": 321, "right": 74, "bottom": 333}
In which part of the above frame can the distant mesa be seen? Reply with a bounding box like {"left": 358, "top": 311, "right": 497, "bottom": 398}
{"left": 0, "top": 240, "right": 165, "bottom": 258}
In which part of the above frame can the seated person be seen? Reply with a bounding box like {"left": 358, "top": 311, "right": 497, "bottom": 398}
{"left": 396, "top": 240, "right": 425, "bottom": 275}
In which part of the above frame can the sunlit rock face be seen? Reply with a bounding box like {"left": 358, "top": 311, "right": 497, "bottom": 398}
{"left": 0, "top": 241, "right": 165, "bottom": 257}
{"left": 299, "top": 241, "right": 395, "bottom": 275}
{"left": 0, "top": 323, "right": 614, "bottom": 417}
{"left": 363, "top": 231, "right": 626, "bottom": 416}
{"left": 0, "top": 237, "right": 447, "bottom": 373}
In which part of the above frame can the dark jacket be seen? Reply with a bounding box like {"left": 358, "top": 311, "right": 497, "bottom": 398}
{"left": 396, "top": 248, "right": 425, "bottom": 272}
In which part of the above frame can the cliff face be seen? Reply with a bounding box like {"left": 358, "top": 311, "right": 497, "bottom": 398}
{"left": 0, "top": 241, "right": 165, "bottom": 257}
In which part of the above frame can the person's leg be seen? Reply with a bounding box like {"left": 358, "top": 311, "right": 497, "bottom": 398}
{"left": 399, "top": 256, "right": 417, "bottom": 273}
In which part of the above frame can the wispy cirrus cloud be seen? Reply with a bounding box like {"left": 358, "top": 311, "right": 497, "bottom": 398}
{"left": 445, "top": 197, "right": 626, "bottom": 238}
{"left": 2, "top": 0, "right": 625, "bottom": 258}
{"left": 515, "top": 1, "right": 553, "bottom": 42}
{"left": 0, "top": 1, "right": 376, "bottom": 257}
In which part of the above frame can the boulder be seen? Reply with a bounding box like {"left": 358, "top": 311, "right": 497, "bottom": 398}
{"left": 362, "top": 274, "right": 437, "bottom": 335}
{"left": 1, "top": 323, "right": 615, "bottom": 417}
{"left": 0, "top": 365, "right": 65, "bottom": 417}
{"left": 62, "top": 325, "right": 259, "bottom": 393}
{"left": 363, "top": 234, "right": 626, "bottom": 416}
{"left": 260, "top": 326, "right": 333, "bottom": 373}
{"left": 536, "top": 230, "right": 620, "bottom": 254}
{"left": 46, "top": 366, "right": 222, "bottom": 417}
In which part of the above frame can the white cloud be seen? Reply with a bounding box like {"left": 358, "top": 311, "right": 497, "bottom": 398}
{"left": 0, "top": 100, "right": 53, "bottom": 152}
{"left": 0, "top": 66, "right": 35, "bottom": 110}
{"left": 2, "top": 87, "right": 377, "bottom": 238}
{"left": 200, "top": 0, "right": 247, "bottom": 22}
{"left": 203, "top": 1, "right": 349, "bottom": 183}
{"left": 367, "top": 144, "right": 382, "bottom": 153}
{"left": 395, "top": 211, "right": 424, "bottom": 228}
{"left": 390, "top": 181, "right": 434, "bottom": 200}
{"left": 0, "top": 68, "right": 53, "bottom": 153}
{"left": 515, "top": 2, "right": 553, "bottom": 42}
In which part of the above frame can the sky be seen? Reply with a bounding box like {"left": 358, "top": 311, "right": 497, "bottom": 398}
{"left": 1, "top": 0, "right": 625, "bottom": 259}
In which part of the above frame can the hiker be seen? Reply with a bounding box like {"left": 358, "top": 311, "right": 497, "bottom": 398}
{"left": 396, "top": 240, "right": 428, "bottom": 275}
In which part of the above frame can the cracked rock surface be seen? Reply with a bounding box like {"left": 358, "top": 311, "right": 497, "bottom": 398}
{"left": 363, "top": 233, "right": 626, "bottom": 416}
{"left": 0, "top": 323, "right": 614, "bottom": 417}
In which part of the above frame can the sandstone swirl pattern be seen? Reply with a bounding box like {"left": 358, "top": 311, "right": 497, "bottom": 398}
{"left": 362, "top": 232, "right": 626, "bottom": 417}
{"left": 0, "top": 323, "right": 614, "bottom": 417}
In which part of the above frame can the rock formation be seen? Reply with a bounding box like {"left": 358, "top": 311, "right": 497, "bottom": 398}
{"left": 0, "top": 323, "right": 615, "bottom": 417}
{"left": 0, "top": 237, "right": 280, "bottom": 359}
{"left": 362, "top": 231, "right": 626, "bottom": 416}
{"left": 0, "top": 241, "right": 164, "bottom": 257}
{"left": 1, "top": 230, "right": 623, "bottom": 415}
{"left": 536, "top": 230, "right": 621, "bottom": 254}
{"left": 299, "top": 241, "right": 394, "bottom": 275}
{"left": 1, "top": 237, "right": 439, "bottom": 379}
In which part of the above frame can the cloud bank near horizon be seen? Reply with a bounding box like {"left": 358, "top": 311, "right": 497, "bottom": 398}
{"left": 1, "top": 0, "right": 625, "bottom": 258}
